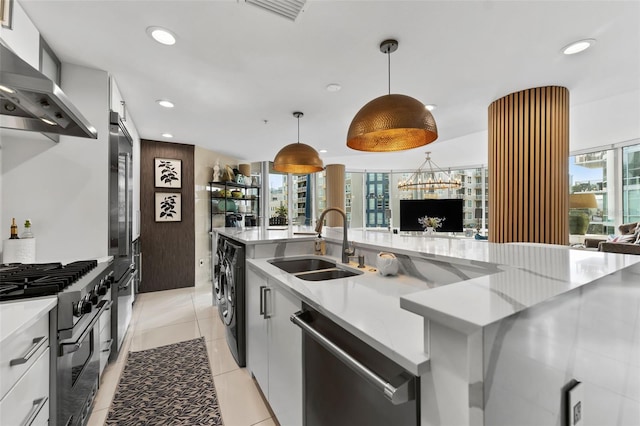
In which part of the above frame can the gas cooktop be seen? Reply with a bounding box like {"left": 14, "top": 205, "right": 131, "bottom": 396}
{"left": 0, "top": 260, "right": 98, "bottom": 301}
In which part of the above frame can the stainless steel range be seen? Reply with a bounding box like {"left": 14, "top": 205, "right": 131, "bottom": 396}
{"left": 0, "top": 260, "right": 114, "bottom": 426}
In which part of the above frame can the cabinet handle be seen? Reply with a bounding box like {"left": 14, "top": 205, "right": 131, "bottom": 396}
{"left": 263, "top": 287, "right": 272, "bottom": 319}
{"left": 10, "top": 336, "right": 47, "bottom": 366}
{"left": 259, "top": 285, "right": 266, "bottom": 315}
{"left": 103, "top": 338, "right": 114, "bottom": 352}
{"left": 20, "top": 397, "right": 47, "bottom": 426}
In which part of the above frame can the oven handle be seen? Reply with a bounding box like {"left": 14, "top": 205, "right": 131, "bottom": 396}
{"left": 10, "top": 336, "right": 47, "bottom": 366}
{"left": 290, "top": 310, "right": 414, "bottom": 405}
{"left": 119, "top": 270, "right": 137, "bottom": 291}
{"left": 20, "top": 397, "right": 47, "bottom": 426}
{"left": 60, "top": 300, "right": 110, "bottom": 355}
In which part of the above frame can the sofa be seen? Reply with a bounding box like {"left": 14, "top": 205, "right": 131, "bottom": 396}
{"left": 584, "top": 222, "right": 640, "bottom": 255}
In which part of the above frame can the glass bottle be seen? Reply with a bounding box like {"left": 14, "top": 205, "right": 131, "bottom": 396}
{"left": 21, "top": 219, "right": 34, "bottom": 238}
{"left": 10, "top": 218, "right": 19, "bottom": 239}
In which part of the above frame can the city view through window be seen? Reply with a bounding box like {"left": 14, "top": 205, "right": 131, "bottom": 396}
{"left": 267, "top": 141, "right": 639, "bottom": 236}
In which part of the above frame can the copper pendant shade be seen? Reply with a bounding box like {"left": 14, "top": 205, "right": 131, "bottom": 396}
{"left": 273, "top": 112, "right": 324, "bottom": 174}
{"left": 347, "top": 39, "right": 438, "bottom": 152}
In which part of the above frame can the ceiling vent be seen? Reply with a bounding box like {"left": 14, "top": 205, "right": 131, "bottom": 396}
{"left": 244, "top": 0, "right": 307, "bottom": 22}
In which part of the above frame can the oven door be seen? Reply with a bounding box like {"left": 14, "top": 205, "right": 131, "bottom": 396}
{"left": 57, "top": 300, "right": 109, "bottom": 426}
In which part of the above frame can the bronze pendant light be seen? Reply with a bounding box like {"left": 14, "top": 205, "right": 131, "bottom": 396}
{"left": 273, "top": 112, "right": 324, "bottom": 174}
{"left": 347, "top": 39, "right": 438, "bottom": 152}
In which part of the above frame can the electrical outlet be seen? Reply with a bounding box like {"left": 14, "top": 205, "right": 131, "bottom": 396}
{"left": 567, "top": 381, "right": 584, "bottom": 426}
{"left": 199, "top": 259, "right": 204, "bottom": 267}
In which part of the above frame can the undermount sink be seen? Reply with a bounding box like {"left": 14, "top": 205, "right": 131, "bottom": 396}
{"left": 269, "top": 258, "right": 337, "bottom": 273}
{"left": 268, "top": 257, "right": 363, "bottom": 281}
{"left": 295, "top": 268, "right": 362, "bottom": 281}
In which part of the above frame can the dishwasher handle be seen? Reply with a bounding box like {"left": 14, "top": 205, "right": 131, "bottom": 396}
{"left": 290, "top": 310, "right": 414, "bottom": 405}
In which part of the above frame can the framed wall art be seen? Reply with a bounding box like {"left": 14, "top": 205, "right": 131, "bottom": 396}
{"left": 155, "top": 192, "right": 182, "bottom": 222}
{"left": 155, "top": 158, "right": 182, "bottom": 188}
{"left": 1, "top": 0, "right": 13, "bottom": 29}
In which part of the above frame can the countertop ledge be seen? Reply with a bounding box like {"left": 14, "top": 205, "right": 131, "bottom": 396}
{"left": 228, "top": 226, "right": 640, "bottom": 341}
{"left": 247, "top": 255, "right": 431, "bottom": 376}
{"left": 0, "top": 296, "right": 57, "bottom": 343}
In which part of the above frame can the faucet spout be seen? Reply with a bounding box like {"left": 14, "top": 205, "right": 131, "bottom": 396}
{"left": 315, "top": 207, "right": 352, "bottom": 263}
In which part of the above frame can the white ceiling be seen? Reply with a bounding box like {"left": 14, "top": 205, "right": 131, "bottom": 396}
{"left": 18, "top": 0, "right": 640, "bottom": 170}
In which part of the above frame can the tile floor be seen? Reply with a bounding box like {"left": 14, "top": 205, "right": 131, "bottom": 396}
{"left": 87, "top": 285, "right": 277, "bottom": 426}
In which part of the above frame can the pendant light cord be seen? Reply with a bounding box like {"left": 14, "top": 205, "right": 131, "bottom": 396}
{"left": 387, "top": 49, "right": 391, "bottom": 95}
{"left": 297, "top": 115, "right": 300, "bottom": 143}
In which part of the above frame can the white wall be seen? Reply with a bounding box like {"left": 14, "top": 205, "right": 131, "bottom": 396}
{"left": 1, "top": 64, "right": 110, "bottom": 264}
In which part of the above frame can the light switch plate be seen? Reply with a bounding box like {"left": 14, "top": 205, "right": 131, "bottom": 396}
{"left": 567, "top": 381, "right": 584, "bottom": 426}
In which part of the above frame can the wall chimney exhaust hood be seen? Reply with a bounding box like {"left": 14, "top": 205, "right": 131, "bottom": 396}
{"left": 0, "top": 41, "right": 97, "bottom": 141}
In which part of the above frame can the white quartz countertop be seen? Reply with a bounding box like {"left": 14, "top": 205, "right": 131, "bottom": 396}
{"left": 247, "top": 255, "right": 431, "bottom": 376}
{"left": 0, "top": 296, "right": 57, "bottom": 343}
{"left": 321, "top": 228, "right": 640, "bottom": 334}
{"left": 238, "top": 226, "right": 640, "bottom": 345}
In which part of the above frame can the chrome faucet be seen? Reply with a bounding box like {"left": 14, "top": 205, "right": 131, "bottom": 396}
{"left": 315, "top": 207, "right": 354, "bottom": 263}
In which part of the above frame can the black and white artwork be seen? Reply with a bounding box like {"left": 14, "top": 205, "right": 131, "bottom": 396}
{"left": 155, "top": 158, "right": 182, "bottom": 188}
{"left": 155, "top": 192, "right": 181, "bottom": 222}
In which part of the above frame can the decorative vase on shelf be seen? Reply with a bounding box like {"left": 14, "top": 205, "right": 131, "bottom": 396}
{"left": 424, "top": 227, "right": 434, "bottom": 235}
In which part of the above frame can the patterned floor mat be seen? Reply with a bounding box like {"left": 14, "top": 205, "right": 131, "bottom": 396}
{"left": 105, "top": 337, "right": 224, "bottom": 425}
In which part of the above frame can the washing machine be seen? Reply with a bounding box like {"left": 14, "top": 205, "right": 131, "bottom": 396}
{"left": 216, "top": 235, "right": 246, "bottom": 367}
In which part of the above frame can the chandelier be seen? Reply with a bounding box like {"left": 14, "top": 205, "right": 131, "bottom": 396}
{"left": 397, "top": 152, "right": 462, "bottom": 191}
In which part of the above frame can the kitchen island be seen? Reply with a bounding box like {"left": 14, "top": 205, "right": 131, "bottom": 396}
{"left": 216, "top": 226, "right": 640, "bottom": 426}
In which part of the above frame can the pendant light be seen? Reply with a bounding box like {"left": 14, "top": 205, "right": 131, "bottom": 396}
{"left": 347, "top": 39, "right": 438, "bottom": 152}
{"left": 273, "top": 112, "right": 324, "bottom": 174}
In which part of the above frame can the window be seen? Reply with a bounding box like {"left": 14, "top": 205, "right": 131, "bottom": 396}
{"left": 623, "top": 144, "right": 640, "bottom": 224}
{"left": 570, "top": 149, "right": 615, "bottom": 235}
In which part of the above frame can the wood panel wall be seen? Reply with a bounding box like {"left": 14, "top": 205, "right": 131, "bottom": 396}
{"left": 140, "top": 140, "right": 195, "bottom": 292}
{"left": 325, "top": 164, "right": 346, "bottom": 227}
{"left": 488, "top": 86, "right": 569, "bottom": 245}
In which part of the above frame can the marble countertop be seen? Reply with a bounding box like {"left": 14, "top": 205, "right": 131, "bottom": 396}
{"left": 247, "top": 255, "right": 431, "bottom": 376}
{"left": 234, "top": 226, "right": 640, "bottom": 372}
{"left": 319, "top": 228, "right": 640, "bottom": 334}
{"left": 0, "top": 296, "right": 57, "bottom": 343}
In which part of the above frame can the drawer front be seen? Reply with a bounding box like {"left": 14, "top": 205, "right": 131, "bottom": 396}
{"left": 99, "top": 323, "right": 112, "bottom": 375}
{"left": 99, "top": 306, "right": 111, "bottom": 334}
{"left": 0, "top": 348, "right": 49, "bottom": 426}
{"left": 0, "top": 314, "right": 49, "bottom": 399}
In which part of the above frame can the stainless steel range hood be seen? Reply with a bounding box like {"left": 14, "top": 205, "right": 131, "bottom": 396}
{"left": 0, "top": 41, "right": 97, "bottom": 140}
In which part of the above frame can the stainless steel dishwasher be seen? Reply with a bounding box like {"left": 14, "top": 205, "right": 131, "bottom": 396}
{"left": 291, "top": 304, "right": 419, "bottom": 426}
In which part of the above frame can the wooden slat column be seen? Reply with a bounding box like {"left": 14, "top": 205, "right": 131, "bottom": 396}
{"left": 488, "top": 86, "right": 569, "bottom": 245}
{"left": 325, "top": 164, "right": 345, "bottom": 227}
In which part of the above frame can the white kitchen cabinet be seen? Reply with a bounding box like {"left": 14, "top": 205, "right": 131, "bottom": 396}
{"left": 246, "top": 266, "right": 302, "bottom": 426}
{"left": 0, "top": 348, "right": 50, "bottom": 426}
{"left": 0, "top": 298, "right": 55, "bottom": 426}
{"left": 247, "top": 267, "right": 269, "bottom": 389}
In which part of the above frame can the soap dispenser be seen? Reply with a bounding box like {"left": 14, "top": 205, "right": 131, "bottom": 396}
{"left": 314, "top": 235, "right": 326, "bottom": 255}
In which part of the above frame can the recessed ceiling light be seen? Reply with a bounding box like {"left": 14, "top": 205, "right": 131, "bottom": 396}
{"left": 146, "top": 26, "right": 176, "bottom": 46}
{"left": 0, "top": 84, "right": 15, "bottom": 94}
{"left": 157, "top": 99, "right": 175, "bottom": 108}
{"left": 326, "top": 83, "right": 341, "bottom": 92}
{"left": 562, "top": 39, "right": 596, "bottom": 55}
{"left": 425, "top": 104, "right": 437, "bottom": 111}
{"left": 319, "top": 149, "right": 328, "bottom": 153}
{"left": 162, "top": 133, "right": 173, "bottom": 138}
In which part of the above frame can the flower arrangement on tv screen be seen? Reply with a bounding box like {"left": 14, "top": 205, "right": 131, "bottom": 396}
{"left": 418, "top": 216, "right": 445, "bottom": 229}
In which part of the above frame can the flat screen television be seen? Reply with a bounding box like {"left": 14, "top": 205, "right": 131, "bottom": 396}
{"left": 399, "top": 199, "right": 464, "bottom": 232}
